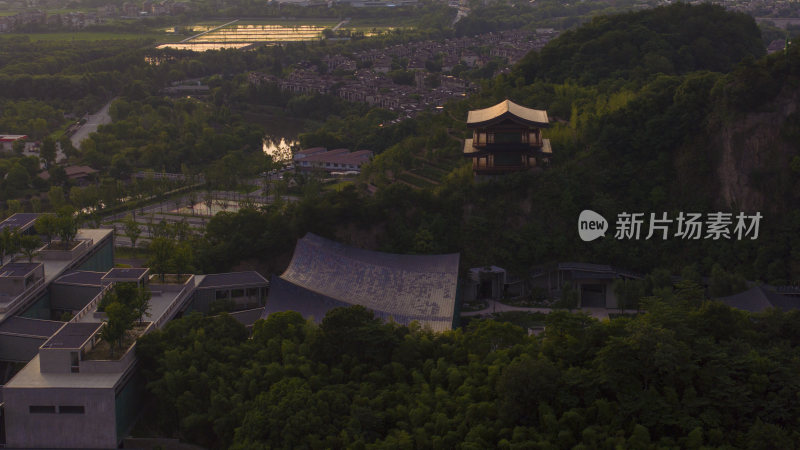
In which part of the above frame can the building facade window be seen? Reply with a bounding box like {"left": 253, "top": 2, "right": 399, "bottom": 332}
{"left": 59, "top": 406, "right": 85, "bottom": 414}
{"left": 70, "top": 351, "right": 79, "bottom": 373}
{"left": 29, "top": 405, "right": 56, "bottom": 414}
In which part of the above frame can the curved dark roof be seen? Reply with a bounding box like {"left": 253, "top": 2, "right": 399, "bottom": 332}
{"left": 718, "top": 286, "right": 800, "bottom": 313}
{"left": 228, "top": 307, "right": 266, "bottom": 328}
{"left": 263, "top": 276, "right": 352, "bottom": 323}
{"left": 265, "top": 233, "right": 460, "bottom": 332}
{"left": 466, "top": 99, "right": 549, "bottom": 128}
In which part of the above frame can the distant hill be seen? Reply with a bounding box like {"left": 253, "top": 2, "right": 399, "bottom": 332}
{"left": 515, "top": 3, "right": 765, "bottom": 84}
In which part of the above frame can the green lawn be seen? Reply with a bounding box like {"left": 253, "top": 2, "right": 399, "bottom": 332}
{"left": 0, "top": 31, "right": 173, "bottom": 42}
{"left": 397, "top": 172, "right": 436, "bottom": 188}
{"left": 347, "top": 16, "right": 417, "bottom": 28}
{"left": 114, "top": 246, "right": 150, "bottom": 260}
{"left": 324, "top": 180, "right": 355, "bottom": 192}
{"left": 411, "top": 165, "right": 447, "bottom": 182}
{"left": 43, "top": 8, "right": 93, "bottom": 14}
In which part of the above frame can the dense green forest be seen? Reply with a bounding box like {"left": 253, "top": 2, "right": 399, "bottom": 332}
{"left": 136, "top": 300, "right": 800, "bottom": 448}
{"left": 514, "top": 3, "right": 765, "bottom": 84}
{"left": 0, "top": 37, "right": 151, "bottom": 110}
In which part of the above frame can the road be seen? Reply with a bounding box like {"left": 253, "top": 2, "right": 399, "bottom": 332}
{"left": 71, "top": 99, "right": 115, "bottom": 149}
{"left": 452, "top": 6, "right": 469, "bottom": 26}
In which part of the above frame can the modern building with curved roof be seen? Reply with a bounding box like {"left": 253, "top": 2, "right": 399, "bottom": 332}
{"left": 262, "top": 233, "right": 460, "bottom": 332}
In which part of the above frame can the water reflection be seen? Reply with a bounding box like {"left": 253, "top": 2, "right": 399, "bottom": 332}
{"left": 174, "top": 200, "right": 262, "bottom": 215}
{"left": 192, "top": 24, "right": 325, "bottom": 43}
{"left": 163, "top": 25, "right": 217, "bottom": 33}
{"left": 157, "top": 42, "right": 252, "bottom": 51}
{"left": 263, "top": 137, "right": 297, "bottom": 163}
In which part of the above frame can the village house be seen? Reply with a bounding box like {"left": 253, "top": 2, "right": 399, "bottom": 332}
{"left": 293, "top": 148, "right": 373, "bottom": 172}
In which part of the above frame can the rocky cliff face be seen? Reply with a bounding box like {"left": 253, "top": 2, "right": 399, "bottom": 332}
{"left": 710, "top": 87, "right": 800, "bottom": 213}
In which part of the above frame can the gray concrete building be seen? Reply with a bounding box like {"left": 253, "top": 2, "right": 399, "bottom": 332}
{"left": 0, "top": 213, "right": 271, "bottom": 448}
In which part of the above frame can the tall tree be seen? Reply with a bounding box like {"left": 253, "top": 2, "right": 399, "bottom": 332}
{"left": 18, "top": 234, "right": 41, "bottom": 262}
{"left": 204, "top": 190, "right": 214, "bottom": 216}
{"left": 0, "top": 227, "right": 19, "bottom": 265}
{"left": 6, "top": 200, "right": 22, "bottom": 214}
{"left": 48, "top": 186, "right": 65, "bottom": 210}
{"left": 148, "top": 237, "right": 175, "bottom": 282}
{"left": 123, "top": 214, "right": 142, "bottom": 249}
{"left": 132, "top": 285, "right": 152, "bottom": 325}
{"left": 35, "top": 214, "right": 57, "bottom": 244}
{"left": 30, "top": 197, "right": 42, "bottom": 213}
{"left": 172, "top": 242, "right": 194, "bottom": 279}
{"left": 173, "top": 218, "right": 191, "bottom": 242}
{"left": 40, "top": 137, "right": 56, "bottom": 168}
{"left": 99, "top": 301, "right": 133, "bottom": 358}
{"left": 12, "top": 139, "right": 25, "bottom": 155}
{"left": 55, "top": 207, "right": 78, "bottom": 244}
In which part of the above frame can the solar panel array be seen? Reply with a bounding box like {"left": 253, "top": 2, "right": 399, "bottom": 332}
{"left": 275, "top": 234, "right": 459, "bottom": 332}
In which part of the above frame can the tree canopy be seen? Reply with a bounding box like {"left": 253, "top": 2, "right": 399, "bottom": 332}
{"left": 515, "top": 3, "right": 765, "bottom": 84}
{"left": 136, "top": 301, "right": 800, "bottom": 448}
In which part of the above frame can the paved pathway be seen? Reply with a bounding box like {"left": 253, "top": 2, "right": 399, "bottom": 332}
{"left": 71, "top": 99, "right": 115, "bottom": 149}
{"left": 462, "top": 300, "right": 639, "bottom": 320}
{"left": 332, "top": 19, "right": 350, "bottom": 32}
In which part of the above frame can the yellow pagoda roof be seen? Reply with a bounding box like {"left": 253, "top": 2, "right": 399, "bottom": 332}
{"left": 466, "top": 99, "right": 549, "bottom": 127}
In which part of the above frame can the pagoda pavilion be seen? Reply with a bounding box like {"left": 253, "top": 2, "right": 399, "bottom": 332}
{"left": 463, "top": 99, "right": 552, "bottom": 176}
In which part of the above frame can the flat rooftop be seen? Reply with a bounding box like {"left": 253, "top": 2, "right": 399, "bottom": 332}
{"left": 0, "top": 228, "right": 113, "bottom": 323}
{"left": 0, "top": 134, "right": 27, "bottom": 141}
{"left": 4, "top": 355, "right": 123, "bottom": 389}
{"left": 53, "top": 270, "right": 106, "bottom": 286}
{"left": 0, "top": 316, "right": 64, "bottom": 338}
{"left": 0, "top": 213, "right": 40, "bottom": 232}
{"left": 41, "top": 229, "right": 113, "bottom": 286}
{"left": 102, "top": 267, "right": 148, "bottom": 281}
{"left": 198, "top": 271, "right": 268, "bottom": 289}
{"left": 0, "top": 262, "right": 40, "bottom": 278}
{"left": 77, "top": 278, "right": 194, "bottom": 327}
{"left": 41, "top": 322, "right": 101, "bottom": 349}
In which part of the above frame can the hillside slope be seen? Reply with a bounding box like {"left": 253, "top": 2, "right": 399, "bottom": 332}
{"left": 515, "top": 3, "right": 765, "bottom": 84}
